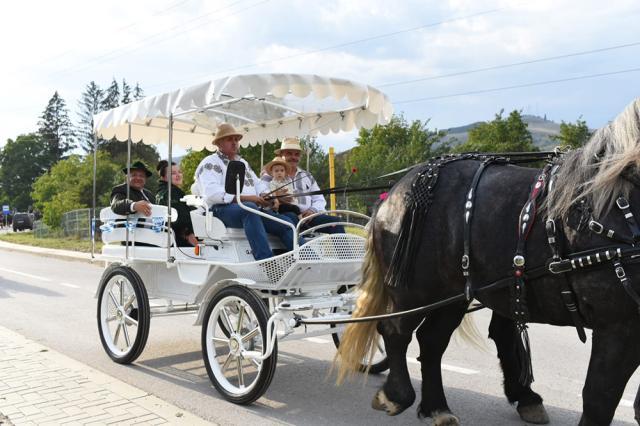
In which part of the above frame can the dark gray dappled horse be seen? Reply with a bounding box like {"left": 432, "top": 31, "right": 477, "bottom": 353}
{"left": 337, "top": 98, "right": 640, "bottom": 426}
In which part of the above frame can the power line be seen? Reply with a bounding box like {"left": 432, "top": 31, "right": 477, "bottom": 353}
{"left": 37, "top": 0, "right": 194, "bottom": 67}
{"left": 146, "top": 7, "right": 504, "bottom": 92}
{"left": 394, "top": 67, "right": 640, "bottom": 105}
{"left": 379, "top": 41, "right": 640, "bottom": 87}
{"left": 49, "top": 0, "right": 260, "bottom": 77}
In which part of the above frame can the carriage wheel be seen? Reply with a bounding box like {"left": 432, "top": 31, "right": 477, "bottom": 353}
{"left": 202, "top": 285, "right": 277, "bottom": 405}
{"left": 97, "top": 265, "right": 150, "bottom": 364}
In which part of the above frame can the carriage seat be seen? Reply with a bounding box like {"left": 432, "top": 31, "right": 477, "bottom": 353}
{"left": 181, "top": 194, "right": 284, "bottom": 246}
{"left": 99, "top": 205, "right": 177, "bottom": 247}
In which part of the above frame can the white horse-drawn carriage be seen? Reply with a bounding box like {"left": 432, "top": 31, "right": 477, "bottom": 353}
{"left": 91, "top": 74, "right": 392, "bottom": 404}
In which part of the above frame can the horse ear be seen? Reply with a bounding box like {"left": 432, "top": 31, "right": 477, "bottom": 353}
{"left": 225, "top": 161, "right": 246, "bottom": 194}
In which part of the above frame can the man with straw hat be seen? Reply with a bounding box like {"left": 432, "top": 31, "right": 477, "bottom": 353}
{"left": 267, "top": 137, "right": 344, "bottom": 234}
{"left": 194, "top": 123, "right": 295, "bottom": 260}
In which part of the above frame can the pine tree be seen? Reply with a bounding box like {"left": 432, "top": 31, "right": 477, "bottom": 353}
{"left": 101, "top": 78, "right": 120, "bottom": 111}
{"left": 37, "top": 92, "right": 75, "bottom": 166}
{"left": 133, "top": 82, "right": 144, "bottom": 100}
{"left": 77, "top": 81, "right": 103, "bottom": 153}
{"left": 121, "top": 78, "right": 132, "bottom": 104}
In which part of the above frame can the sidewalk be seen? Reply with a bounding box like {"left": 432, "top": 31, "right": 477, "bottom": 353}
{"left": 0, "top": 325, "right": 213, "bottom": 425}
{"left": 0, "top": 240, "right": 93, "bottom": 264}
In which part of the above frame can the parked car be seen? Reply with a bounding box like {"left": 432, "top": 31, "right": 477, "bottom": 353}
{"left": 12, "top": 212, "right": 34, "bottom": 231}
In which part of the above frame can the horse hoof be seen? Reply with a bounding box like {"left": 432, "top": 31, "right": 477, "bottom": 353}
{"left": 417, "top": 409, "right": 460, "bottom": 425}
{"left": 517, "top": 402, "right": 550, "bottom": 424}
{"left": 432, "top": 411, "right": 460, "bottom": 426}
{"left": 372, "top": 389, "right": 403, "bottom": 416}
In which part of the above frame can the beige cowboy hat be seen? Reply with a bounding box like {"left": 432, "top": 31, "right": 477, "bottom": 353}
{"left": 275, "top": 137, "right": 303, "bottom": 154}
{"left": 264, "top": 157, "right": 291, "bottom": 175}
{"left": 212, "top": 123, "right": 243, "bottom": 145}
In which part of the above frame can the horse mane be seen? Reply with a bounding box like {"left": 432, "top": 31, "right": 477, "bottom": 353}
{"left": 545, "top": 98, "right": 640, "bottom": 220}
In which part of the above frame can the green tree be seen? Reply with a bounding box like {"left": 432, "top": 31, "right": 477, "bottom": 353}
{"left": 180, "top": 148, "right": 212, "bottom": 193}
{"left": 240, "top": 142, "right": 280, "bottom": 173}
{"left": 455, "top": 109, "right": 536, "bottom": 153}
{"left": 553, "top": 118, "right": 592, "bottom": 149}
{"left": 101, "top": 78, "right": 120, "bottom": 111}
{"left": 77, "top": 81, "right": 103, "bottom": 152}
{"left": 38, "top": 91, "right": 75, "bottom": 165}
{"left": 348, "top": 115, "right": 448, "bottom": 183}
{"left": 99, "top": 140, "right": 160, "bottom": 182}
{"left": 0, "top": 134, "right": 49, "bottom": 211}
{"left": 133, "top": 82, "right": 144, "bottom": 101}
{"left": 31, "top": 152, "right": 120, "bottom": 227}
{"left": 344, "top": 115, "right": 448, "bottom": 212}
{"left": 121, "top": 78, "right": 132, "bottom": 104}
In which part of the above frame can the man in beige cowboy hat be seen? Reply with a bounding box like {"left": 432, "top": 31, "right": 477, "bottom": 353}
{"left": 266, "top": 137, "right": 344, "bottom": 234}
{"left": 193, "top": 123, "right": 295, "bottom": 260}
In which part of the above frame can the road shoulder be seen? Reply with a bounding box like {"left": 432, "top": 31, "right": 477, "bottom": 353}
{"left": 0, "top": 325, "right": 214, "bottom": 425}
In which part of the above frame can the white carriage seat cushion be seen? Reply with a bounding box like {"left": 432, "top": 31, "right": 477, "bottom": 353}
{"left": 99, "top": 205, "right": 177, "bottom": 247}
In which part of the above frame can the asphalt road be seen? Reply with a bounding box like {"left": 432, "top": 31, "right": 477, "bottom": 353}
{"left": 0, "top": 248, "right": 638, "bottom": 425}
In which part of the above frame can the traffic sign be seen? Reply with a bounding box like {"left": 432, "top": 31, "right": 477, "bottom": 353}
{"left": 2, "top": 205, "right": 9, "bottom": 214}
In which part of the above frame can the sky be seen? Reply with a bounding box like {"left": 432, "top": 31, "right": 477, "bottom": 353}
{"left": 1, "top": 0, "right": 639, "bottom": 157}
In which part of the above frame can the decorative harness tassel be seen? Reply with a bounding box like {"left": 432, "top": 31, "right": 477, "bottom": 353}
{"left": 511, "top": 164, "right": 552, "bottom": 386}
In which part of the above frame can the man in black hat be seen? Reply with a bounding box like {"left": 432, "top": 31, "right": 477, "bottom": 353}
{"left": 111, "top": 161, "right": 155, "bottom": 216}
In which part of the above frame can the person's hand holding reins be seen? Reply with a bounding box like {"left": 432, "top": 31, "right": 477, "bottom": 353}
{"left": 239, "top": 194, "right": 270, "bottom": 208}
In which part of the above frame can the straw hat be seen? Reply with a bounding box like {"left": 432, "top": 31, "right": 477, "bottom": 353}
{"left": 275, "top": 137, "right": 302, "bottom": 154}
{"left": 212, "top": 123, "right": 243, "bottom": 144}
{"left": 264, "top": 157, "right": 291, "bottom": 175}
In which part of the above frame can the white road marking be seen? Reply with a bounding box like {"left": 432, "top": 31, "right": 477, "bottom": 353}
{"left": 303, "top": 337, "right": 332, "bottom": 344}
{"left": 0, "top": 267, "right": 52, "bottom": 282}
{"left": 620, "top": 399, "right": 634, "bottom": 408}
{"left": 59, "top": 282, "right": 80, "bottom": 289}
{"left": 407, "top": 357, "right": 478, "bottom": 375}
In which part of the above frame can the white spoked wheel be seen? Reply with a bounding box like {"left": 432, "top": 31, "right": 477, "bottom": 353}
{"left": 97, "top": 265, "right": 150, "bottom": 364}
{"left": 202, "top": 285, "right": 277, "bottom": 405}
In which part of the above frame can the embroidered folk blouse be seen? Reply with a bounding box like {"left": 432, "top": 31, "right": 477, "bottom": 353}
{"left": 194, "top": 152, "right": 268, "bottom": 206}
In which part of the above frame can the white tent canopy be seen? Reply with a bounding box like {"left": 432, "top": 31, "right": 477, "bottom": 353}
{"left": 93, "top": 73, "right": 393, "bottom": 151}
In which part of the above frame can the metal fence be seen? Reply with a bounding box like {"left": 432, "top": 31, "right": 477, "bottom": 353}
{"left": 34, "top": 208, "right": 103, "bottom": 239}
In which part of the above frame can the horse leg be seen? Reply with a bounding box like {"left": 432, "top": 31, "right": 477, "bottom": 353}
{"left": 372, "top": 317, "right": 421, "bottom": 416}
{"left": 580, "top": 323, "right": 640, "bottom": 426}
{"left": 414, "top": 305, "right": 467, "bottom": 425}
{"left": 488, "top": 312, "right": 549, "bottom": 424}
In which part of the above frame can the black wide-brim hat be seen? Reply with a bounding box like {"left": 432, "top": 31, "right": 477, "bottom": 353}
{"left": 122, "top": 161, "right": 152, "bottom": 177}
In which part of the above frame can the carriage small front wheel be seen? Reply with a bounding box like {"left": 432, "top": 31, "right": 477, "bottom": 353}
{"left": 97, "top": 265, "right": 150, "bottom": 364}
{"left": 202, "top": 285, "right": 278, "bottom": 405}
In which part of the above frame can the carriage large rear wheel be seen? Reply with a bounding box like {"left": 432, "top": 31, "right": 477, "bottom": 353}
{"left": 202, "top": 285, "right": 277, "bottom": 405}
{"left": 97, "top": 265, "right": 150, "bottom": 364}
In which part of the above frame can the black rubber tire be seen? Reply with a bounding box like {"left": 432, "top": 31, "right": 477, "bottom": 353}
{"left": 97, "top": 264, "right": 150, "bottom": 364}
{"left": 202, "top": 285, "right": 277, "bottom": 405}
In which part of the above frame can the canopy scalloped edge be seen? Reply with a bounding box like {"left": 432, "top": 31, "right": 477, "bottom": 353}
{"left": 93, "top": 73, "right": 393, "bottom": 149}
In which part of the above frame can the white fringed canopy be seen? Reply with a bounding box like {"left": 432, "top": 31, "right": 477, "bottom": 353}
{"left": 93, "top": 73, "right": 393, "bottom": 151}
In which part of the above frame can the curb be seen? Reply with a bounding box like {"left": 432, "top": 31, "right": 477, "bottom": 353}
{"left": 0, "top": 325, "right": 213, "bottom": 425}
{"left": 0, "top": 240, "right": 95, "bottom": 265}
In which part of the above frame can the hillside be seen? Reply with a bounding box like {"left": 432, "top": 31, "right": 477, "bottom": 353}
{"left": 441, "top": 114, "right": 562, "bottom": 150}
